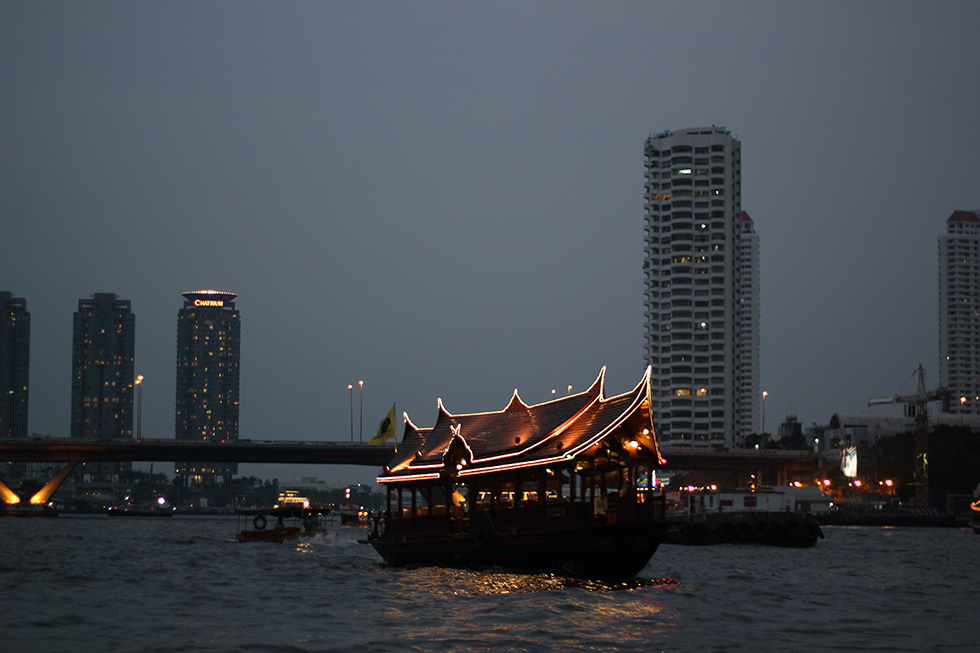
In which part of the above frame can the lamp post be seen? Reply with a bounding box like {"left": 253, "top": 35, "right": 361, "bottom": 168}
{"left": 135, "top": 375, "right": 144, "bottom": 441}
{"left": 551, "top": 389, "right": 556, "bottom": 401}
{"left": 359, "top": 380, "right": 364, "bottom": 442}
{"left": 348, "top": 384, "right": 354, "bottom": 442}
{"left": 567, "top": 385, "right": 572, "bottom": 395}
{"left": 762, "top": 390, "right": 768, "bottom": 438}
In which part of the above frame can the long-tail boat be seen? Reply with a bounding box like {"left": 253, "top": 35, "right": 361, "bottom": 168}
{"left": 363, "top": 367, "right": 667, "bottom": 578}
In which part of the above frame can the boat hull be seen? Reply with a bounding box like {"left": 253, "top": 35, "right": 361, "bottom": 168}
{"left": 106, "top": 508, "right": 174, "bottom": 518}
{"left": 235, "top": 526, "right": 303, "bottom": 543}
{"left": 367, "top": 521, "right": 667, "bottom": 579}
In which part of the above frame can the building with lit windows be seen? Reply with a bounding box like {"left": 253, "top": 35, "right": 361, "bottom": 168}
{"left": 738, "top": 212, "right": 760, "bottom": 435}
{"left": 1, "top": 291, "right": 31, "bottom": 439}
{"left": 174, "top": 290, "right": 241, "bottom": 485}
{"left": 642, "top": 126, "right": 760, "bottom": 448}
{"left": 70, "top": 293, "right": 136, "bottom": 440}
{"left": 70, "top": 293, "right": 136, "bottom": 480}
{"left": 938, "top": 210, "right": 979, "bottom": 416}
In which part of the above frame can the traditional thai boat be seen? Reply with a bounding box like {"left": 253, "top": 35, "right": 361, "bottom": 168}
{"left": 363, "top": 367, "right": 667, "bottom": 579}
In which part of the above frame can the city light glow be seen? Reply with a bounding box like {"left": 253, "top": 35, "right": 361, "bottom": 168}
{"left": 0, "top": 480, "right": 21, "bottom": 504}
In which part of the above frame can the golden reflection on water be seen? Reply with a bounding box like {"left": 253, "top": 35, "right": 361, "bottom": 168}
{"left": 381, "top": 568, "right": 680, "bottom": 648}
{"left": 403, "top": 567, "right": 679, "bottom": 596}
{"left": 292, "top": 541, "right": 316, "bottom": 554}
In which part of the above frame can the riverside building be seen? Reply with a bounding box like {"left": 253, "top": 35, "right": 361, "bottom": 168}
{"left": 938, "top": 210, "right": 980, "bottom": 416}
{"left": 174, "top": 290, "right": 241, "bottom": 485}
{"left": 70, "top": 293, "right": 136, "bottom": 440}
{"left": 642, "top": 126, "right": 760, "bottom": 448}
{"left": 1, "top": 291, "right": 31, "bottom": 439}
{"left": 70, "top": 293, "right": 136, "bottom": 480}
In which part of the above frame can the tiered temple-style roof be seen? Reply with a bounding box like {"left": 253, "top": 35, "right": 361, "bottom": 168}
{"left": 379, "top": 367, "right": 661, "bottom": 483}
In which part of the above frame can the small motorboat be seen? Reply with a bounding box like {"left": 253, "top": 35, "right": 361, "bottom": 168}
{"left": 235, "top": 505, "right": 331, "bottom": 543}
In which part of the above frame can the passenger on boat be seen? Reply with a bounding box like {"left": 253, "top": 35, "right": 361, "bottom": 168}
{"left": 594, "top": 490, "right": 608, "bottom": 523}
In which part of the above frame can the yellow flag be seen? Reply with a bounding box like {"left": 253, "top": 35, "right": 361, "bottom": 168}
{"left": 369, "top": 404, "right": 397, "bottom": 445}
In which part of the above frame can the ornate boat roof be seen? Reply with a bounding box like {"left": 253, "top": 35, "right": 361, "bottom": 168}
{"left": 378, "top": 367, "right": 661, "bottom": 483}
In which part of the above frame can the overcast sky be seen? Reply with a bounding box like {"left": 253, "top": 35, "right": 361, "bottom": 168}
{"left": 3, "top": 1, "right": 978, "bottom": 486}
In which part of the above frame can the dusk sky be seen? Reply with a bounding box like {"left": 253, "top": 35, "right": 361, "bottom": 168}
{"left": 3, "top": 1, "right": 978, "bottom": 486}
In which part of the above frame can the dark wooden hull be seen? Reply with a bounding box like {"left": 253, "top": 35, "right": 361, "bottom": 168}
{"left": 367, "top": 521, "right": 667, "bottom": 579}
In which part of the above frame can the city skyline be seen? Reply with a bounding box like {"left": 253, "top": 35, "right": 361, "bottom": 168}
{"left": 2, "top": 2, "right": 978, "bottom": 485}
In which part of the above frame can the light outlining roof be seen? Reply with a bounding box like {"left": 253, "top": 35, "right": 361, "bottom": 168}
{"left": 378, "top": 367, "right": 661, "bottom": 484}
{"left": 181, "top": 289, "right": 238, "bottom": 303}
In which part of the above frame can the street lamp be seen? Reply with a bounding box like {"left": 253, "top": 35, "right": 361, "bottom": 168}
{"left": 567, "top": 385, "right": 572, "bottom": 395}
{"left": 348, "top": 384, "right": 354, "bottom": 442}
{"left": 359, "top": 380, "right": 364, "bottom": 442}
{"left": 135, "top": 375, "right": 144, "bottom": 441}
{"left": 551, "top": 389, "right": 556, "bottom": 401}
{"left": 762, "top": 390, "right": 768, "bottom": 437}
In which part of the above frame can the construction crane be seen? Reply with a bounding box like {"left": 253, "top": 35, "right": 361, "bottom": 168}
{"left": 868, "top": 364, "right": 949, "bottom": 507}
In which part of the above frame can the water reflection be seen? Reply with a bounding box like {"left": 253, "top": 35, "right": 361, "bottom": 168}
{"left": 393, "top": 566, "right": 679, "bottom": 595}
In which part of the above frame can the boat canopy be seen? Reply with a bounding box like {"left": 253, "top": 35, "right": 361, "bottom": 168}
{"left": 378, "top": 367, "right": 662, "bottom": 483}
{"left": 234, "top": 505, "right": 330, "bottom": 518}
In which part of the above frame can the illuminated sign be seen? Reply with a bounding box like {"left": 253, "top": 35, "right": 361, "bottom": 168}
{"left": 182, "top": 290, "right": 237, "bottom": 308}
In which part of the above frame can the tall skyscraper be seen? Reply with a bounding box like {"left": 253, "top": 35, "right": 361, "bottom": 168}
{"left": 175, "top": 290, "right": 241, "bottom": 485}
{"left": 938, "top": 210, "right": 979, "bottom": 416}
{"left": 738, "top": 212, "right": 761, "bottom": 436}
{"left": 642, "top": 126, "right": 759, "bottom": 448}
{"left": 71, "top": 293, "right": 136, "bottom": 440}
{"left": 1, "top": 291, "right": 31, "bottom": 439}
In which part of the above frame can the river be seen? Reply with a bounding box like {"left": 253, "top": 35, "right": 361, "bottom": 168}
{"left": 1, "top": 516, "right": 973, "bottom": 651}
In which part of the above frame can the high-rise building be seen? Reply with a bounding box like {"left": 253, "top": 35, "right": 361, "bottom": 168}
{"left": 938, "top": 210, "right": 980, "bottom": 416}
{"left": 71, "top": 293, "right": 136, "bottom": 440}
{"left": 738, "top": 212, "right": 761, "bottom": 435}
{"left": 174, "top": 290, "right": 241, "bottom": 485}
{"left": 1, "top": 291, "right": 31, "bottom": 439}
{"left": 642, "top": 126, "right": 759, "bottom": 448}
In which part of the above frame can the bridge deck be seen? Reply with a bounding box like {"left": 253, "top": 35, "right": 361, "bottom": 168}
{"left": 0, "top": 438, "right": 819, "bottom": 472}
{"left": 0, "top": 438, "right": 396, "bottom": 466}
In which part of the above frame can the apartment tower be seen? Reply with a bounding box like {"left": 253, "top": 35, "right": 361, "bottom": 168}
{"left": 70, "top": 293, "right": 136, "bottom": 440}
{"left": 642, "top": 126, "right": 759, "bottom": 447}
{"left": 938, "top": 210, "right": 980, "bottom": 416}
{"left": 174, "top": 290, "right": 241, "bottom": 485}
{"left": 1, "top": 291, "right": 31, "bottom": 439}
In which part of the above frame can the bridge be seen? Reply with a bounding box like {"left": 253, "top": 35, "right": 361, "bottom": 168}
{"left": 0, "top": 438, "right": 397, "bottom": 509}
{"left": 1, "top": 438, "right": 822, "bottom": 508}
{"left": 657, "top": 446, "right": 822, "bottom": 487}
{"left": 0, "top": 438, "right": 395, "bottom": 466}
